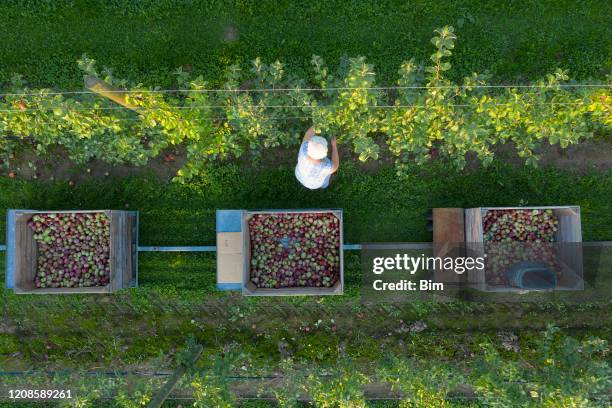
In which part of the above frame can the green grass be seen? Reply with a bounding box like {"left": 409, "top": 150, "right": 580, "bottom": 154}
{"left": 0, "top": 161, "right": 610, "bottom": 371}
{"left": 0, "top": 2, "right": 610, "bottom": 404}
{"left": 1, "top": 159, "right": 610, "bottom": 305}
{"left": 0, "top": 160, "right": 610, "bottom": 304}
{"left": 0, "top": 0, "right": 610, "bottom": 89}
{"left": 0, "top": 161, "right": 609, "bottom": 403}
{"left": 1, "top": 161, "right": 610, "bottom": 247}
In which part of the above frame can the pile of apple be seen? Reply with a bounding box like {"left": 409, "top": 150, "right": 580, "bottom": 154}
{"left": 248, "top": 213, "right": 340, "bottom": 289}
{"left": 483, "top": 209, "right": 558, "bottom": 243}
{"left": 483, "top": 209, "right": 561, "bottom": 285}
{"left": 28, "top": 213, "right": 111, "bottom": 288}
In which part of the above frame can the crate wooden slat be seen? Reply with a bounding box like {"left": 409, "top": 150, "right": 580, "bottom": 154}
{"left": 241, "top": 209, "right": 344, "bottom": 296}
{"left": 216, "top": 232, "right": 244, "bottom": 289}
{"left": 128, "top": 211, "right": 139, "bottom": 288}
{"left": 464, "top": 208, "right": 483, "bottom": 243}
{"left": 11, "top": 210, "right": 138, "bottom": 294}
{"left": 14, "top": 212, "right": 37, "bottom": 292}
{"left": 432, "top": 208, "right": 466, "bottom": 285}
{"left": 433, "top": 208, "right": 465, "bottom": 245}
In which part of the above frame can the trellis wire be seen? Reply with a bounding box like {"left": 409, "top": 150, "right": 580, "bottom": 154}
{"left": 0, "top": 100, "right": 594, "bottom": 113}
{"left": 0, "top": 82, "right": 609, "bottom": 98}
{"left": 0, "top": 116, "right": 316, "bottom": 125}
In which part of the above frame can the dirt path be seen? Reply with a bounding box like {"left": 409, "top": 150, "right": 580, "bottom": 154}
{"left": 4, "top": 140, "right": 611, "bottom": 183}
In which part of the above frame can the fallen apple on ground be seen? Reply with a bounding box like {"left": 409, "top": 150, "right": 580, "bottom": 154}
{"left": 248, "top": 213, "right": 340, "bottom": 289}
{"left": 28, "top": 212, "right": 111, "bottom": 288}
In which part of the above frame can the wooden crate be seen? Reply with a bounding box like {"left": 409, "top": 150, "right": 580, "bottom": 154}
{"left": 464, "top": 206, "right": 583, "bottom": 292}
{"left": 241, "top": 210, "right": 344, "bottom": 296}
{"left": 12, "top": 210, "right": 138, "bottom": 294}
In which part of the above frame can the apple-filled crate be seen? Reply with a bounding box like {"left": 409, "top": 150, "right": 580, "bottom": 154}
{"left": 465, "top": 206, "right": 583, "bottom": 291}
{"left": 10, "top": 210, "right": 138, "bottom": 294}
{"left": 241, "top": 210, "right": 344, "bottom": 296}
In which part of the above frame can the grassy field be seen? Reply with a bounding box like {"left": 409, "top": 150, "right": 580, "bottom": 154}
{"left": 0, "top": 0, "right": 610, "bottom": 89}
{"left": 1, "top": 160, "right": 610, "bottom": 302}
{"left": 0, "top": 161, "right": 610, "bottom": 374}
{"left": 0, "top": 1, "right": 610, "bottom": 404}
{"left": 1, "top": 161, "right": 611, "bottom": 247}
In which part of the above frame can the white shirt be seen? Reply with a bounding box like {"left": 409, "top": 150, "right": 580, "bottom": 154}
{"left": 295, "top": 141, "right": 332, "bottom": 189}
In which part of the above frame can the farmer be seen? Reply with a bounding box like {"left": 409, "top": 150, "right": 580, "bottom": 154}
{"left": 295, "top": 126, "right": 339, "bottom": 189}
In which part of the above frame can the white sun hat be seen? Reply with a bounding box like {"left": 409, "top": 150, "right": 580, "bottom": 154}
{"left": 307, "top": 136, "right": 328, "bottom": 160}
